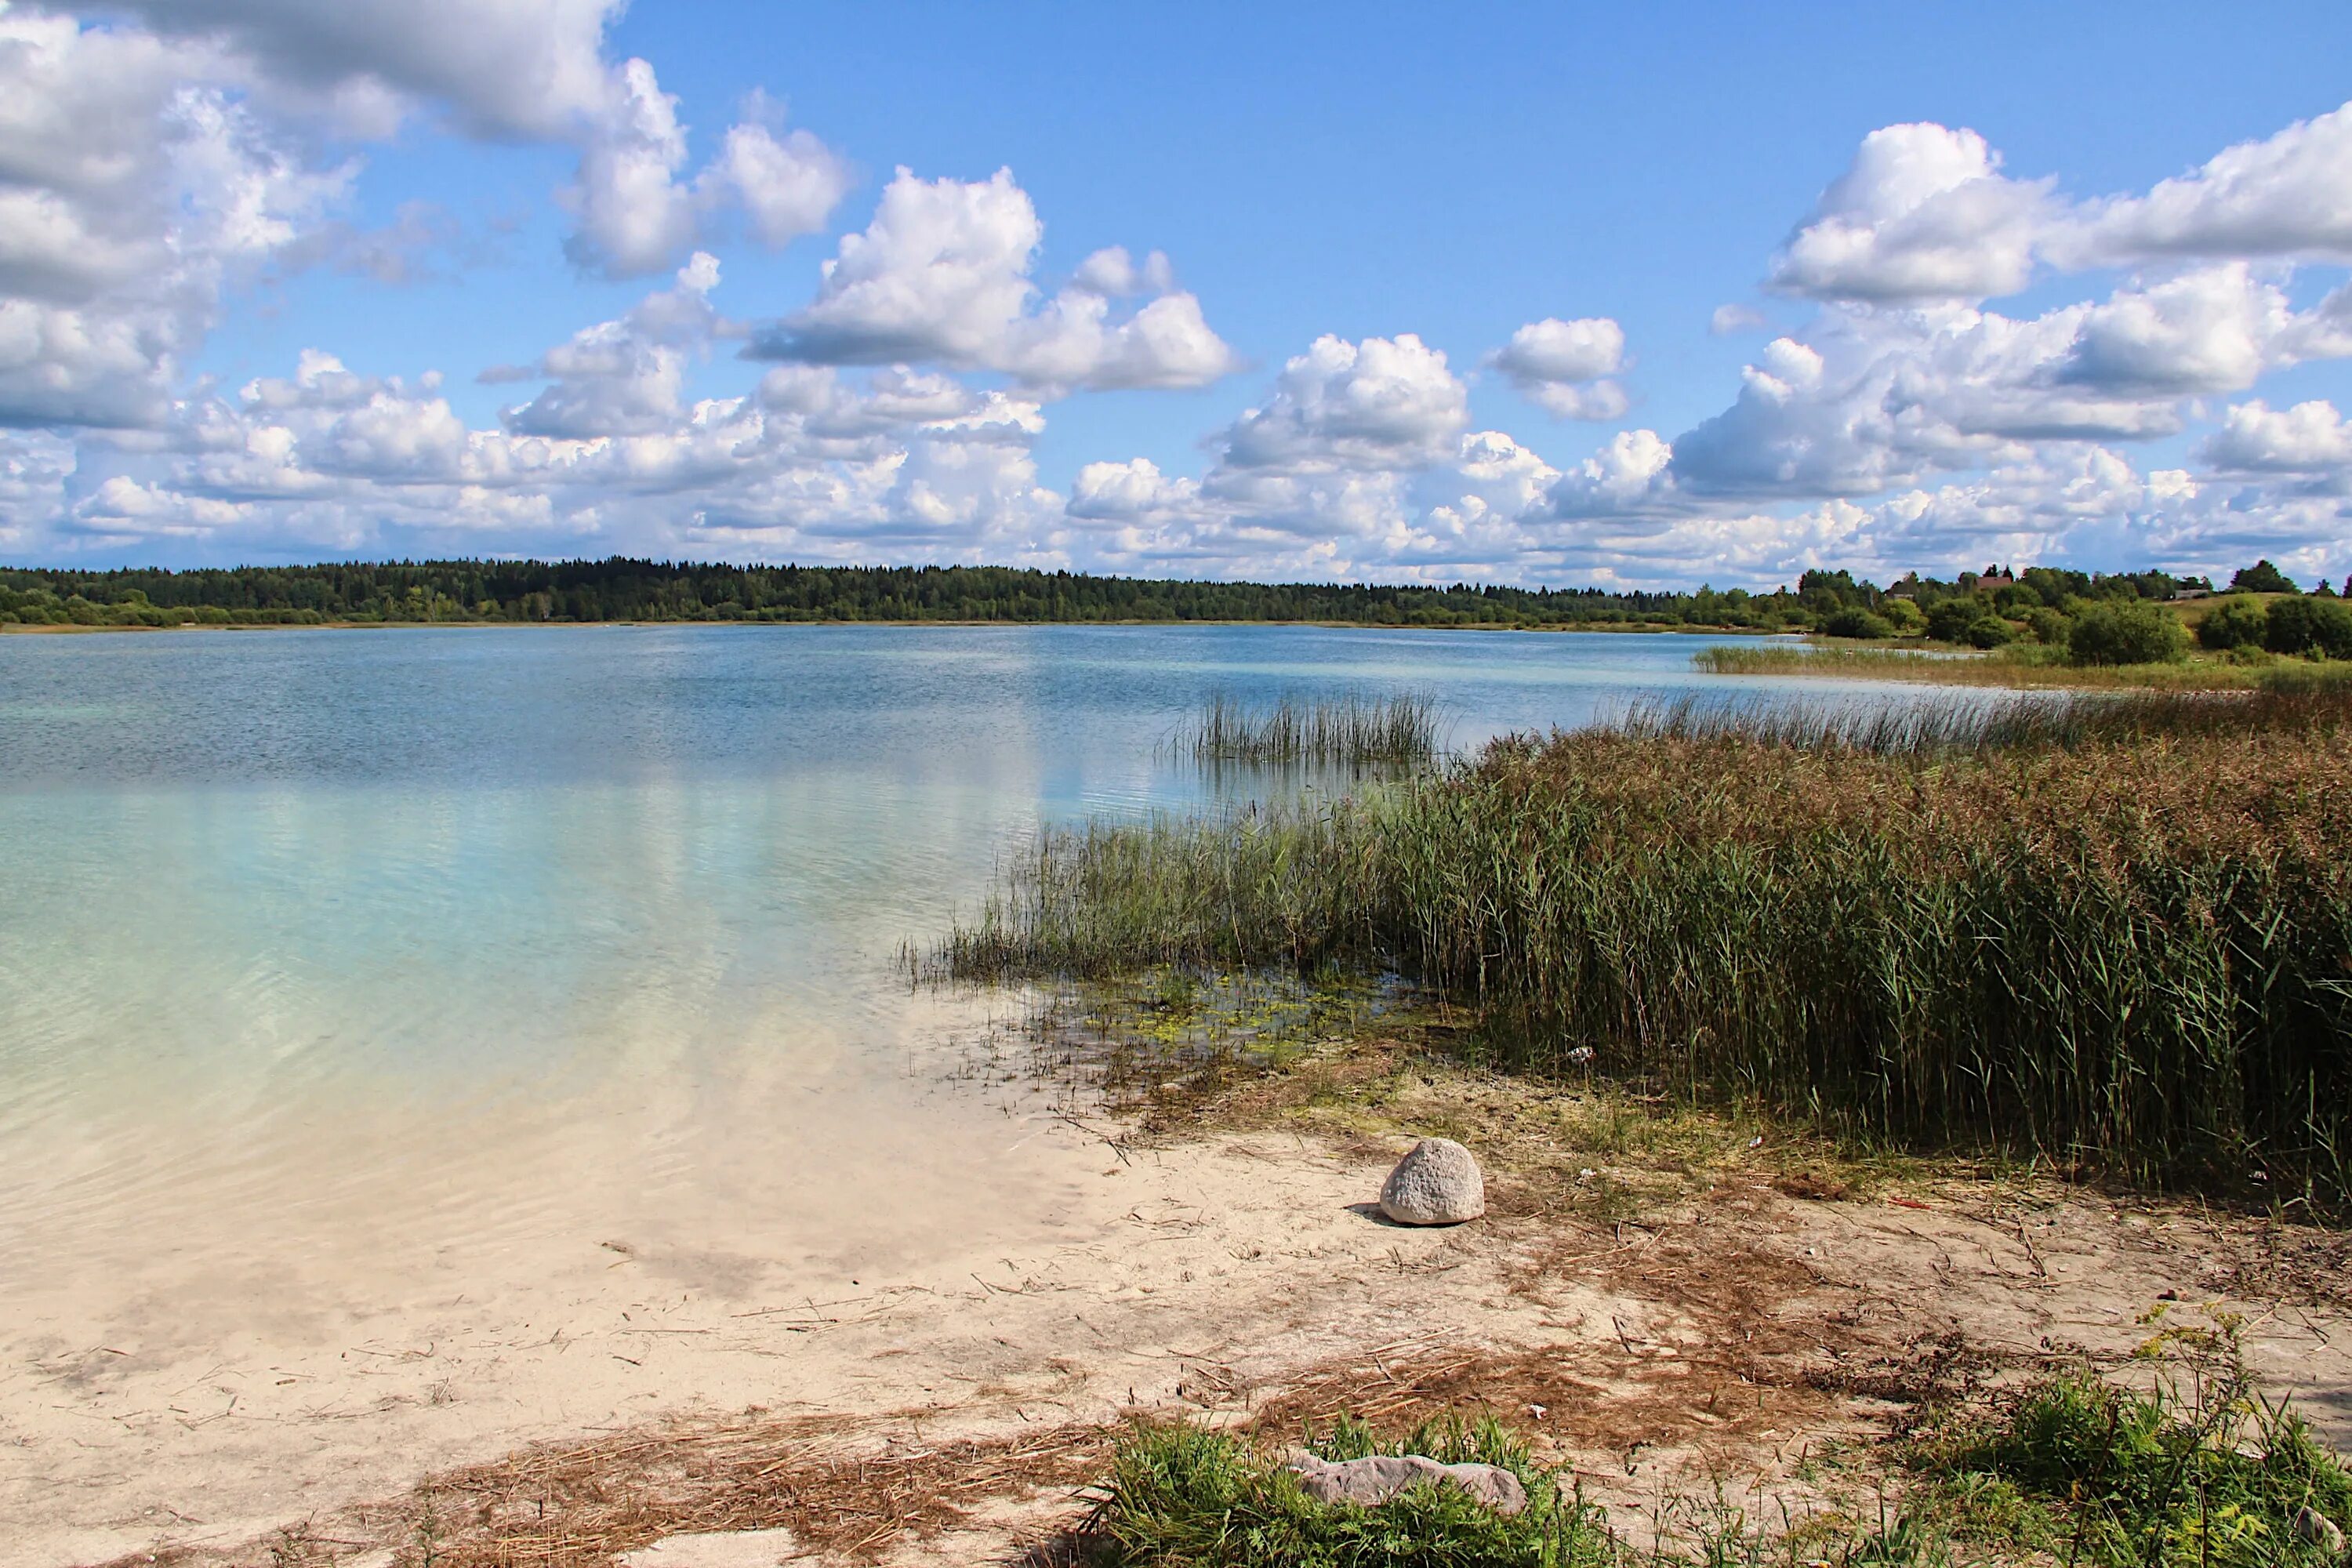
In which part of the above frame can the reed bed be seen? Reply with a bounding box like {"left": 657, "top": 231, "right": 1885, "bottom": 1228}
{"left": 946, "top": 687, "right": 2352, "bottom": 1210}
{"left": 1693, "top": 642, "right": 2268, "bottom": 689}
{"left": 1175, "top": 691, "right": 1443, "bottom": 766}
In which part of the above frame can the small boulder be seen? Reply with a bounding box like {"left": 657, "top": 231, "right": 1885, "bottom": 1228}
{"left": 1379, "top": 1137, "right": 1485, "bottom": 1225}
{"left": 2293, "top": 1505, "right": 2345, "bottom": 1558}
{"left": 1284, "top": 1451, "right": 1527, "bottom": 1515}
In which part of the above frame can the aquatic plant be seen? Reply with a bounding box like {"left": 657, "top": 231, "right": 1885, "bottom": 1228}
{"left": 946, "top": 686, "right": 2352, "bottom": 1209}
{"left": 1174, "top": 691, "right": 1443, "bottom": 767}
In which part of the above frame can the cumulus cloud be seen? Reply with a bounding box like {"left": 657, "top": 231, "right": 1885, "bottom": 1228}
{"left": 1768, "top": 123, "right": 2053, "bottom": 303}
{"left": 1487, "top": 317, "right": 1629, "bottom": 419}
{"left": 2201, "top": 400, "right": 2352, "bottom": 473}
{"left": 83, "top": 0, "right": 626, "bottom": 140}
{"left": 1218, "top": 334, "right": 1467, "bottom": 471}
{"left": 750, "top": 169, "right": 1238, "bottom": 393}
{"left": 698, "top": 93, "right": 854, "bottom": 251}
{"left": 2063, "top": 100, "right": 2352, "bottom": 265}
{"left": 477, "top": 252, "right": 738, "bottom": 441}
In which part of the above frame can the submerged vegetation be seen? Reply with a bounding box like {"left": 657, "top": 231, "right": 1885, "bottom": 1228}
{"left": 946, "top": 686, "right": 2352, "bottom": 1210}
{"left": 1177, "top": 691, "right": 1443, "bottom": 767}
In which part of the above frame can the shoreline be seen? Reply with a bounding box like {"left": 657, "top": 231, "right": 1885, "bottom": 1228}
{"left": 0, "top": 618, "right": 1795, "bottom": 637}
{"left": 56, "top": 1040, "right": 2352, "bottom": 1568}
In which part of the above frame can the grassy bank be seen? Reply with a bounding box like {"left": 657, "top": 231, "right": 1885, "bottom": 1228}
{"left": 1689, "top": 642, "right": 2349, "bottom": 689}
{"left": 946, "top": 688, "right": 2352, "bottom": 1210}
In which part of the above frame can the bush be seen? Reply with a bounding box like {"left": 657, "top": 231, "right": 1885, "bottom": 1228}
{"left": 2024, "top": 608, "right": 2072, "bottom": 647}
{"left": 1925, "top": 594, "right": 1993, "bottom": 643}
{"left": 1821, "top": 607, "right": 1896, "bottom": 639}
{"left": 2069, "top": 600, "right": 2188, "bottom": 666}
{"left": 2195, "top": 594, "right": 2269, "bottom": 652}
{"left": 2265, "top": 594, "right": 2352, "bottom": 659}
{"left": 1880, "top": 597, "right": 1927, "bottom": 633}
{"left": 1965, "top": 615, "right": 2016, "bottom": 649}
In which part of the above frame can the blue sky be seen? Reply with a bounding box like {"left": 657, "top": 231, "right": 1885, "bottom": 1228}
{"left": 5, "top": 1, "right": 2351, "bottom": 588}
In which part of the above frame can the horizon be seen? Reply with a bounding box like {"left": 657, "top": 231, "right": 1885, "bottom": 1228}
{"left": 2, "top": 3, "right": 2350, "bottom": 592}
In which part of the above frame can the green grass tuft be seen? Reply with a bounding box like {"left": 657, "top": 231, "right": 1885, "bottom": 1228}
{"left": 1086, "top": 1415, "right": 1614, "bottom": 1567}
{"left": 1909, "top": 1319, "right": 2352, "bottom": 1568}
{"left": 1177, "top": 691, "right": 1444, "bottom": 767}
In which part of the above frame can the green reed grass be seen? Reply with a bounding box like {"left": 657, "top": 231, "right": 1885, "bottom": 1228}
{"left": 945, "top": 687, "right": 2352, "bottom": 1210}
{"left": 1693, "top": 642, "right": 2270, "bottom": 690}
{"left": 1178, "top": 691, "right": 1443, "bottom": 766}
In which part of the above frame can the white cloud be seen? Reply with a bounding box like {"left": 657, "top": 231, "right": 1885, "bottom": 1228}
{"left": 560, "top": 57, "right": 696, "bottom": 278}
{"left": 1487, "top": 317, "right": 1629, "bottom": 419}
{"left": 1709, "top": 303, "right": 1767, "bottom": 336}
{"left": 1219, "top": 334, "right": 1467, "bottom": 471}
{"left": 1537, "top": 428, "right": 1678, "bottom": 519}
{"left": 493, "top": 252, "right": 724, "bottom": 437}
{"left": 751, "top": 168, "right": 1237, "bottom": 393}
{"left": 1768, "top": 123, "right": 2052, "bottom": 303}
{"left": 2064, "top": 100, "right": 2352, "bottom": 265}
{"left": 87, "top": 0, "right": 627, "bottom": 140}
{"left": 2201, "top": 399, "right": 2352, "bottom": 473}
{"left": 698, "top": 94, "right": 854, "bottom": 251}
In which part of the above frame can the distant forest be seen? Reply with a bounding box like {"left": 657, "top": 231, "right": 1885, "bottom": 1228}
{"left": 0, "top": 557, "right": 2227, "bottom": 630}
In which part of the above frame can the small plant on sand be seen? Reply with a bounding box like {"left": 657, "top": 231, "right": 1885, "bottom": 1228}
{"left": 1907, "top": 1313, "right": 2352, "bottom": 1568}
{"left": 1085, "top": 1414, "right": 1611, "bottom": 1567}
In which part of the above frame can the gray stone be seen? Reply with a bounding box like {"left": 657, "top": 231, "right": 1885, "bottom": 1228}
{"left": 1379, "top": 1137, "right": 1485, "bottom": 1225}
{"left": 2292, "top": 1505, "right": 2345, "bottom": 1557}
{"left": 1284, "top": 1451, "right": 1526, "bottom": 1515}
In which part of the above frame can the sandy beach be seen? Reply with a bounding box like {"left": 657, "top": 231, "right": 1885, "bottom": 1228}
{"left": 15, "top": 1065, "right": 2350, "bottom": 1566}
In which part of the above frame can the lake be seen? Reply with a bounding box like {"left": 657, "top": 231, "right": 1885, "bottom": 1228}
{"left": 0, "top": 622, "right": 1943, "bottom": 1557}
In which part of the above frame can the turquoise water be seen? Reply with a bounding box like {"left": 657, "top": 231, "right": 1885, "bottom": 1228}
{"left": 0, "top": 622, "right": 1918, "bottom": 1274}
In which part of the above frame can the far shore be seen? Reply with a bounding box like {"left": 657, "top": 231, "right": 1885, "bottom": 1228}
{"left": 0, "top": 615, "right": 1801, "bottom": 637}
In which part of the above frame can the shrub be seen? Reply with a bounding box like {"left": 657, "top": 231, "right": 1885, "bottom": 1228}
{"left": 1880, "top": 597, "right": 1928, "bottom": 633}
{"left": 1964, "top": 615, "right": 2016, "bottom": 649}
{"left": 2068, "top": 599, "right": 2187, "bottom": 666}
{"left": 2195, "top": 594, "right": 2269, "bottom": 652}
{"left": 2264, "top": 594, "right": 2352, "bottom": 659}
{"left": 1820, "top": 607, "right": 1896, "bottom": 639}
{"left": 2024, "top": 607, "right": 2072, "bottom": 647}
{"left": 1926, "top": 594, "right": 1993, "bottom": 643}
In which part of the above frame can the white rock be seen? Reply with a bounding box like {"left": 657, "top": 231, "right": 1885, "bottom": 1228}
{"left": 1379, "top": 1137, "right": 1485, "bottom": 1225}
{"left": 2293, "top": 1505, "right": 2345, "bottom": 1557}
{"left": 617, "top": 1528, "right": 800, "bottom": 1568}
{"left": 1284, "top": 1451, "right": 1526, "bottom": 1514}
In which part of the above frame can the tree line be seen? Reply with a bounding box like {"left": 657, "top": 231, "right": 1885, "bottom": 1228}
{"left": 0, "top": 556, "right": 2310, "bottom": 632}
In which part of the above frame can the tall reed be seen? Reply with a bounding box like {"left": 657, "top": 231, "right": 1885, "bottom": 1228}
{"left": 1175, "top": 691, "right": 1442, "bottom": 767}
{"left": 946, "top": 688, "right": 2352, "bottom": 1208}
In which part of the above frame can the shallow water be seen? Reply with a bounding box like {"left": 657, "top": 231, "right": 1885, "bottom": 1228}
{"left": 0, "top": 622, "right": 1927, "bottom": 1301}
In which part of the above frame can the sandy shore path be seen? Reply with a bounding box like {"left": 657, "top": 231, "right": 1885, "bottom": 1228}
{"left": 13, "top": 1083, "right": 2351, "bottom": 1567}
